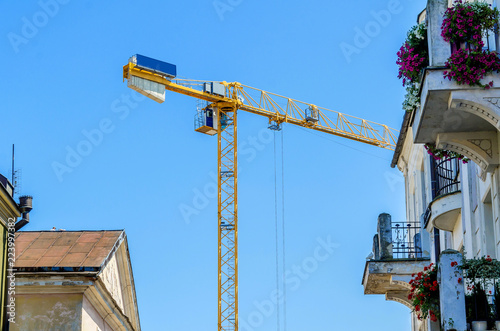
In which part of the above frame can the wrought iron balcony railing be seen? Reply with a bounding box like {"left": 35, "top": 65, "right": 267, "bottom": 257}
{"left": 430, "top": 157, "right": 461, "bottom": 200}
{"left": 392, "top": 220, "right": 423, "bottom": 259}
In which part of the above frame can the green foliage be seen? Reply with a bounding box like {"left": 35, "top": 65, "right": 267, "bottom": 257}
{"left": 441, "top": 0, "right": 500, "bottom": 89}
{"left": 442, "top": 0, "right": 500, "bottom": 48}
{"left": 397, "top": 23, "right": 428, "bottom": 86}
{"left": 408, "top": 263, "right": 440, "bottom": 322}
{"left": 460, "top": 255, "right": 500, "bottom": 281}
{"left": 460, "top": 255, "right": 500, "bottom": 323}
{"left": 424, "top": 143, "right": 469, "bottom": 163}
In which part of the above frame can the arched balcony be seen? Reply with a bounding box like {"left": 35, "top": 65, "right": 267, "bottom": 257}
{"left": 426, "top": 157, "right": 462, "bottom": 232}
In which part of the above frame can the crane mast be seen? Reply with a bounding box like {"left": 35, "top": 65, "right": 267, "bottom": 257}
{"left": 123, "top": 55, "right": 398, "bottom": 331}
{"left": 217, "top": 102, "right": 238, "bottom": 330}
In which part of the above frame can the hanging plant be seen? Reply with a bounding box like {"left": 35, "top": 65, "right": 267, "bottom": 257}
{"left": 443, "top": 49, "right": 500, "bottom": 88}
{"left": 397, "top": 23, "right": 429, "bottom": 86}
{"left": 424, "top": 143, "right": 470, "bottom": 163}
{"left": 441, "top": 0, "right": 500, "bottom": 88}
{"left": 402, "top": 82, "right": 421, "bottom": 113}
{"left": 441, "top": 0, "right": 499, "bottom": 49}
{"left": 460, "top": 255, "right": 500, "bottom": 280}
{"left": 408, "top": 263, "right": 440, "bottom": 322}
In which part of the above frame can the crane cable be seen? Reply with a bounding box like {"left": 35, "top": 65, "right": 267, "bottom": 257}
{"left": 281, "top": 128, "right": 287, "bottom": 331}
{"left": 273, "top": 130, "right": 280, "bottom": 331}
{"left": 273, "top": 128, "right": 287, "bottom": 331}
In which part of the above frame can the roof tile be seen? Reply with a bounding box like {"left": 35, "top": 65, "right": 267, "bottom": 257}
{"left": 44, "top": 245, "right": 70, "bottom": 257}
{"left": 29, "top": 239, "right": 56, "bottom": 249}
{"left": 34, "top": 256, "right": 62, "bottom": 267}
{"left": 57, "top": 252, "right": 89, "bottom": 267}
{"left": 15, "top": 232, "right": 40, "bottom": 242}
{"left": 19, "top": 248, "right": 47, "bottom": 261}
{"left": 77, "top": 232, "right": 104, "bottom": 242}
{"left": 37, "top": 232, "right": 61, "bottom": 239}
{"left": 69, "top": 242, "right": 96, "bottom": 253}
{"left": 15, "top": 231, "right": 122, "bottom": 269}
{"left": 15, "top": 259, "right": 39, "bottom": 268}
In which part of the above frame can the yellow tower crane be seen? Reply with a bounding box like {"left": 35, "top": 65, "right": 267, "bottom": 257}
{"left": 123, "top": 54, "right": 398, "bottom": 331}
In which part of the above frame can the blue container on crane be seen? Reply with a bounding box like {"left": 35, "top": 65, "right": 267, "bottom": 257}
{"left": 129, "top": 54, "right": 177, "bottom": 78}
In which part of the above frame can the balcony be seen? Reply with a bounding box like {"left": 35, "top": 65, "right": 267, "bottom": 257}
{"left": 412, "top": 0, "right": 500, "bottom": 177}
{"left": 413, "top": 68, "right": 500, "bottom": 176}
{"left": 362, "top": 214, "right": 430, "bottom": 308}
{"left": 425, "top": 157, "right": 462, "bottom": 232}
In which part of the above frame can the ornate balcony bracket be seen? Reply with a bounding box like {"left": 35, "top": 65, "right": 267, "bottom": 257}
{"left": 385, "top": 291, "right": 413, "bottom": 309}
{"left": 390, "top": 275, "right": 412, "bottom": 290}
{"left": 363, "top": 260, "right": 430, "bottom": 309}
{"left": 436, "top": 131, "right": 499, "bottom": 177}
{"left": 449, "top": 91, "right": 500, "bottom": 130}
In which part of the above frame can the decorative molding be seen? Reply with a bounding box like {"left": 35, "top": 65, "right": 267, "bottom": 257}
{"left": 452, "top": 101, "right": 499, "bottom": 127}
{"left": 448, "top": 91, "right": 500, "bottom": 130}
{"left": 389, "top": 279, "right": 412, "bottom": 290}
{"left": 484, "top": 97, "right": 500, "bottom": 109}
{"left": 385, "top": 292, "right": 413, "bottom": 309}
{"left": 467, "top": 139, "right": 493, "bottom": 157}
{"left": 438, "top": 142, "right": 487, "bottom": 171}
{"left": 436, "top": 131, "right": 499, "bottom": 178}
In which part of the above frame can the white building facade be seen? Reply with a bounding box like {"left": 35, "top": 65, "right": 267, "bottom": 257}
{"left": 363, "top": 0, "right": 500, "bottom": 330}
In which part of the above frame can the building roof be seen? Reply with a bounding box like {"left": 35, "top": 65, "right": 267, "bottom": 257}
{"left": 15, "top": 230, "right": 124, "bottom": 271}
{"left": 390, "top": 111, "right": 411, "bottom": 168}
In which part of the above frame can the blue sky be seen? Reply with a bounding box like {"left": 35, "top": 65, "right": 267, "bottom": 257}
{"left": 1, "top": 0, "right": 425, "bottom": 330}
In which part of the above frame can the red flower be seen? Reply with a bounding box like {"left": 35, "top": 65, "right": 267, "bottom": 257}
{"left": 458, "top": 277, "right": 462, "bottom": 284}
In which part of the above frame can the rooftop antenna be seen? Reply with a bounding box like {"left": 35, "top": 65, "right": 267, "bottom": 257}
{"left": 11, "top": 144, "right": 14, "bottom": 184}
{"left": 11, "top": 145, "right": 21, "bottom": 197}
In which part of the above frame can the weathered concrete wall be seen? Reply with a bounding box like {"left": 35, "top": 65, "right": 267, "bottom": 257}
{"left": 11, "top": 293, "right": 82, "bottom": 331}
{"left": 427, "top": 0, "right": 451, "bottom": 66}
{"left": 438, "top": 250, "right": 466, "bottom": 331}
{"left": 82, "top": 294, "right": 113, "bottom": 331}
{"left": 101, "top": 252, "right": 124, "bottom": 312}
